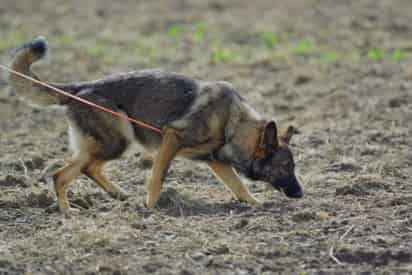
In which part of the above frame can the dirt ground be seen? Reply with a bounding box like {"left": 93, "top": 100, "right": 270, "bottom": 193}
{"left": 1, "top": 0, "right": 412, "bottom": 274}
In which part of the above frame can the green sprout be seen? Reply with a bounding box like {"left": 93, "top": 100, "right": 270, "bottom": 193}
{"left": 193, "top": 22, "right": 207, "bottom": 43}
{"left": 294, "top": 39, "right": 314, "bottom": 56}
{"left": 167, "top": 24, "right": 185, "bottom": 39}
{"left": 391, "top": 48, "right": 408, "bottom": 63}
{"left": 211, "top": 47, "right": 238, "bottom": 63}
{"left": 86, "top": 42, "right": 110, "bottom": 58}
{"left": 56, "top": 34, "right": 75, "bottom": 46}
{"left": 320, "top": 51, "right": 338, "bottom": 64}
{"left": 257, "top": 31, "right": 279, "bottom": 49}
{"left": 367, "top": 48, "right": 385, "bottom": 61}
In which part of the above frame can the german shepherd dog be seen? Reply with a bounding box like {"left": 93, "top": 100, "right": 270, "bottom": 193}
{"left": 8, "top": 37, "right": 303, "bottom": 215}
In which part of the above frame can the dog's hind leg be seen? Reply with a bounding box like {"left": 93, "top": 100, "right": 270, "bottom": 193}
{"left": 208, "top": 161, "right": 261, "bottom": 205}
{"left": 145, "top": 128, "right": 181, "bottom": 208}
{"left": 83, "top": 159, "right": 128, "bottom": 200}
{"left": 53, "top": 156, "right": 90, "bottom": 215}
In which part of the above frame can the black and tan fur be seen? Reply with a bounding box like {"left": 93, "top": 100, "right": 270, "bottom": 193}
{"left": 8, "top": 37, "right": 303, "bottom": 215}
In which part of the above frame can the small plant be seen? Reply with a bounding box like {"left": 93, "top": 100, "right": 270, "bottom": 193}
{"left": 320, "top": 51, "right": 338, "bottom": 64}
{"left": 56, "top": 34, "right": 75, "bottom": 46}
{"left": 211, "top": 47, "right": 238, "bottom": 63}
{"left": 193, "top": 22, "right": 207, "bottom": 43}
{"left": 167, "top": 24, "right": 185, "bottom": 39}
{"left": 257, "top": 31, "right": 279, "bottom": 49}
{"left": 391, "top": 48, "right": 408, "bottom": 63}
{"left": 293, "top": 39, "right": 314, "bottom": 56}
{"left": 86, "top": 42, "right": 110, "bottom": 58}
{"left": 367, "top": 48, "right": 384, "bottom": 61}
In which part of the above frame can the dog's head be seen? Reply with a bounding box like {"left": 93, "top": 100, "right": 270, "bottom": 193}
{"left": 248, "top": 122, "right": 303, "bottom": 198}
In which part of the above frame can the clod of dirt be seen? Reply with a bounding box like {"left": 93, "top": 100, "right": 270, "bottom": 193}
{"left": 204, "top": 243, "right": 230, "bottom": 255}
{"left": 180, "top": 269, "right": 194, "bottom": 275}
{"left": 1, "top": 160, "right": 25, "bottom": 172}
{"left": 388, "top": 96, "right": 408, "bottom": 108}
{"left": 233, "top": 218, "right": 249, "bottom": 229}
{"left": 189, "top": 252, "right": 212, "bottom": 267}
{"left": 97, "top": 265, "right": 122, "bottom": 275}
{"left": 336, "top": 179, "right": 390, "bottom": 197}
{"left": 291, "top": 211, "right": 322, "bottom": 222}
{"left": 293, "top": 70, "right": 314, "bottom": 85}
{"left": 0, "top": 175, "right": 29, "bottom": 187}
{"left": 369, "top": 235, "right": 394, "bottom": 246}
{"left": 336, "top": 184, "right": 368, "bottom": 196}
{"left": 400, "top": 218, "right": 412, "bottom": 227}
{"left": 130, "top": 222, "right": 147, "bottom": 230}
{"left": 327, "top": 161, "right": 361, "bottom": 173}
{"left": 142, "top": 262, "right": 161, "bottom": 274}
{"left": 361, "top": 179, "right": 391, "bottom": 191}
{"left": 360, "top": 144, "right": 381, "bottom": 156}
{"left": 0, "top": 197, "right": 20, "bottom": 208}
{"left": 272, "top": 101, "right": 291, "bottom": 111}
{"left": 24, "top": 155, "right": 46, "bottom": 170}
{"left": 254, "top": 243, "right": 289, "bottom": 258}
{"left": 306, "top": 135, "right": 325, "bottom": 147}
{"left": 336, "top": 248, "right": 412, "bottom": 265}
{"left": 1, "top": 156, "right": 45, "bottom": 172}
{"left": 156, "top": 188, "right": 182, "bottom": 207}
{"left": 389, "top": 196, "right": 412, "bottom": 206}
{"left": 262, "top": 201, "right": 276, "bottom": 209}
{"left": 44, "top": 203, "right": 59, "bottom": 214}
{"left": 0, "top": 259, "right": 25, "bottom": 274}
{"left": 156, "top": 188, "right": 205, "bottom": 216}
{"left": 138, "top": 157, "right": 153, "bottom": 169}
{"left": 26, "top": 189, "right": 55, "bottom": 208}
{"left": 182, "top": 169, "right": 195, "bottom": 179}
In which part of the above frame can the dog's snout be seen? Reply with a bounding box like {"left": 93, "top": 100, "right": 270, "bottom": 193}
{"left": 273, "top": 175, "right": 303, "bottom": 199}
{"left": 284, "top": 176, "right": 303, "bottom": 199}
{"left": 284, "top": 186, "right": 303, "bottom": 198}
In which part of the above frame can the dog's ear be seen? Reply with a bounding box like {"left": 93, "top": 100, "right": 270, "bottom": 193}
{"left": 261, "top": 121, "right": 278, "bottom": 150}
{"left": 280, "top": 125, "right": 300, "bottom": 145}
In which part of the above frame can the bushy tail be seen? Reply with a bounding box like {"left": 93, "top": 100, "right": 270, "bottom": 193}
{"left": 8, "top": 36, "right": 61, "bottom": 106}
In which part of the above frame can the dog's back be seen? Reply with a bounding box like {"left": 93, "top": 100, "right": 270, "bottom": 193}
{"left": 64, "top": 70, "right": 201, "bottom": 147}
{"left": 7, "top": 37, "right": 302, "bottom": 214}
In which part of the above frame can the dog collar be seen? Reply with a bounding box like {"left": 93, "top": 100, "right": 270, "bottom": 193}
{"left": 252, "top": 122, "right": 267, "bottom": 160}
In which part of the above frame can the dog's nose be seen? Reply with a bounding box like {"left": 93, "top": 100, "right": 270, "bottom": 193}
{"left": 283, "top": 176, "right": 303, "bottom": 199}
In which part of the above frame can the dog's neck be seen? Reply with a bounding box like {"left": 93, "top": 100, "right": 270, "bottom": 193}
{"left": 216, "top": 120, "right": 266, "bottom": 175}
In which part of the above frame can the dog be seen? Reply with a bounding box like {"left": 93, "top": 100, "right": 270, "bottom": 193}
{"left": 7, "top": 37, "right": 303, "bottom": 215}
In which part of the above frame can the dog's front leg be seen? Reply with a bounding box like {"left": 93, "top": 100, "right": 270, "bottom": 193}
{"left": 145, "top": 128, "right": 181, "bottom": 208}
{"left": 208, "top": 161, "right": 261, "bottom": 205}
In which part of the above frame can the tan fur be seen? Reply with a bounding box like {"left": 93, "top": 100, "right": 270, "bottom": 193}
{"left": 146, "top": 128, "right": 181, "bottom": 208}
{"left": 208, "top": 161, "right": 259, "bottom": 204}
{"left": 83, "top": 160, "right": 127, "bottom": 199}
{"left": 9, "top": 37, "right": 303, "bottom": 214}
{"left": 9, "top": 51, "right": 61, "bottom": 106}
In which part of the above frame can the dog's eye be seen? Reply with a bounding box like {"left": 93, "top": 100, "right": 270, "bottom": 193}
{"left": 279, "top": 166, "right": 288, "bottom": 175}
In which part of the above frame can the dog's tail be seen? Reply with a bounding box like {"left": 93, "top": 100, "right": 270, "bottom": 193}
{"left": 8, "top": 36, "right": 62, "bottom": 106}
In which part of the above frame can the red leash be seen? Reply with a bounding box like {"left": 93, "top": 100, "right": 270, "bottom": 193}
{"left": 0, "top": 64, "right": 163, "bottom": 135}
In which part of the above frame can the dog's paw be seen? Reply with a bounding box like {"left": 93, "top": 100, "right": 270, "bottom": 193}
{"left": 238, "top": 195, "right": 262, "bottom": 207}
{"left": 144, "top": 196, "right": 158, "bottom": 209}
{"left": 109, "top": 189, "right": 129, "bottom": 201}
